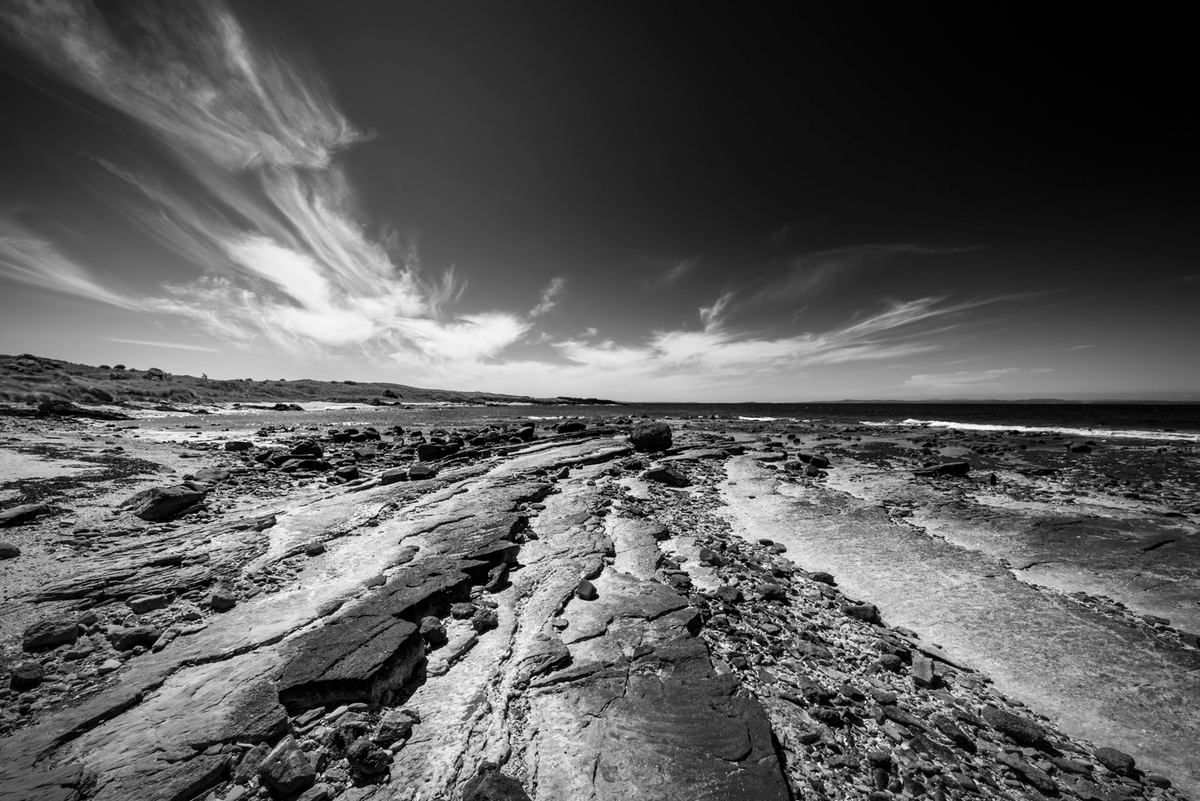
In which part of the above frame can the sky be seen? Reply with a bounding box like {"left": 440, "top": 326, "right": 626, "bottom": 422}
{"left": 0, "top": 1, "right": 1196, "bottom": 402}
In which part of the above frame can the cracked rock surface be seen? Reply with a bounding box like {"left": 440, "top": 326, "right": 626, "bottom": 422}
{"left": 0, "top": 412, "right": 1196, "bottom": 801}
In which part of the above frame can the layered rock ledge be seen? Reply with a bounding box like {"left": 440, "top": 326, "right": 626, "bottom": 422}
{"left": 0, "top": 414, "right": 1195, "bottom": 801}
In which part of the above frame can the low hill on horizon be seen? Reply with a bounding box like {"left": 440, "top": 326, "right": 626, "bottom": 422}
{"left": 0, "top": 353, "right": 617, "bottom": 408}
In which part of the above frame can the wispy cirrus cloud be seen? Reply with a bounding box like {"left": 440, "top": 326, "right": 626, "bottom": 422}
{"left": 529, "top": 276, "right": 566, "bottom": 317}
{"left": 757, "top": 242, "right": 987, "bottom": 303}
{"left": 0, "top": 0, "right": 532, "bottom": 366}
{"left": 902, "top": 367, "right": 1054, "bottom": 393}
{"left": 104, "top": 337, "right": 221, "bottom": 352}
{"left": 642, "top": 257, "right": 698, "bottom": 290}
{"left": 394, "top": 294, "right": 1021, "bottom": 399}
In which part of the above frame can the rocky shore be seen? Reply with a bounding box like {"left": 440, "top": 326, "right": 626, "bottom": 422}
{"left": 0, "top": 408, "right": 1196, "bottom": 801}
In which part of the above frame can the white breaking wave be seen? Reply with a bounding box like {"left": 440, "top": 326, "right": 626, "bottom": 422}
{"left": 738, "top": 416, "right": 779, "bottom": 421}
{"left": 858, "top": 418, "right": 1200, "bottom": 443}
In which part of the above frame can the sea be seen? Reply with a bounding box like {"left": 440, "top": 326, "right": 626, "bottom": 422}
{"left": 224, "top": 402, "right": 1200, "bottom": 444}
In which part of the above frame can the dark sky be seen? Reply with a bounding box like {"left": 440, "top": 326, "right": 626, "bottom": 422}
{"left": 1, "top": 1, "right": 1195, "bottom": 400}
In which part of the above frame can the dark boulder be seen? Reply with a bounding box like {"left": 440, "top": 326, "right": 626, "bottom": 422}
{"left": 417, "top": 442, "right": 459, "bottom": 461}
{"left": 258, "top": 736, "right": 316, "bottom": 795}
{"left": 1094, "top": 747, "right": 1137, "bottom": 776}
{"left": 120, "top": 485, "right": 206, "bottom": 521}
{"left": 380, "top": 467, "right": 408, "bottom": 485}
{"left": 575, "top": 579, "right": 598, "bottom": 601}
{"left": 980, "top": 706, "right": 1047, "bottom": 747}
{"left": 630, "top": 421, "right": 672, "bottom": 453}
{"left": 23, "top": 617, "right": 79, "bottom": 651}
{"left": 408, "top": 463, "right": 438, "bottom": 481}
{"left": 556, "top": 421, "right": 586, "bottom": 434}
{"left": 1, "top": 503, "right": 51, "bottom": 527}
{"left": 643, "top": 466, "right": 689, "bottom": 487}
{"left": 843, "top": 603, "right": 882, "bottom": 625}
{"left": 209, "top": 581, "right": 237, "bottom": 611}
{"left": 223, "top": 441, "right": 253, "bottom": 451}
{"left": 108, "top": 625, "right": 162, "bottom": 652}
{"left": 0, "top": 540, "right": 19, "bottom": 558}
{"left": 290, "top": 440, "right": 324, "bottom": 459}
{"left": 514, "top": 425, "right": 535, "bottom": 442}
{"left": 797, "top": 453, "right": 830, "bottom": 469}
{"left": 346, "top": 737, "right": 391, "bottom": 775}
{"left": 10, "top": 661, "right": 44, "bottom": 690}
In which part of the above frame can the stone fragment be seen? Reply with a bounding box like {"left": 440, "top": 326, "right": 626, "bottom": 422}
{"left": 843, "top": 603, "right": 881, "bottom": 624}
{"left": 980, "top": 705, "right": 1047, "bottom": 747}
{"left": 297, "top": 783, "right": 332, "bottom": 801}
{"left": 346, "top": 736, "right": 391, "bottom": 774}
{"left": 0, "top": 503, "right": 50, "bottom": 527}
{"left": 420, "top": 615, "right": 448, "bottom": 646}
{"left": 126, "top": 594, "right": 170, "bottom": 614}
{"left": 714, "top": 585, "right": 743, "bottom": 604}
{"left": 472, "top": 607, "right": 500, "bottom": 633}
{"left": 379, "top": 467, "right": 408, "bottom": 485}
{"left": 374, "top": 708, "right": 420, "bottom": 747}
{"left": 108, "top": 625, "right": 161, "bottom": 651}
{"left": 304, "top": 540, "right": 326, "bottom": 556}
{"left": 335, "top": 465, "right": 360, "bottom": 481}
{"left": 556, "top": 421, "right": 586, "bottom": 434}
{"left": 290, "top": 440, "right": 324, "bottom": 458}
{"left": 575, "top": 579, "right": 598, "bottom": 601}
{"left": 810, "top": 571, "right": 836, "bottom": 585}
{"left": 10, "top": 661, "right": 44, "bottom": 690}
{"left": 643, "top": 466, "right": 689, "bottom": 487}
{"left": 797, "top": 453, "right": 830, "bottom": 469}
{"left": 630, "top": 421, "right": 672, "bottom": 453}
{"left": 998, "top": 752, "right": 1057, "bottom": 794}
{"left": 120, "top": 485, "right": 206, "bottom": 521}
{"left": 912, "top": 655, "right": 935, "bottom": 687}
{"left": 258, "top": 736, "right": 316, "bottom": 795}
{"left": 209, "top": 581, "right": 237, "bottom": 610}
{"left": 408, "top": 463, "right": 438, "bottom": 480}
{"left": 234, "top": 742, "right": 271, "bottom": 785}
{"left": 758, "top": 582, "right": 787, "bottom": 601}
{"left": 22, "top": 616, "right": 79, "bottom": 650}
{"left": 0, "top": 540, "right": 20, "bottom": 558}
{"left": 1094, "top": 746, "right": 1137, "bottom": 776}
{"left": 224, "top": 441, "right": 253, "bottom": 451}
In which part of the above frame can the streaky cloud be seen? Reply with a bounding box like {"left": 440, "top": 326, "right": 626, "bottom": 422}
{"left": 0, "top": 0, "right": 530, "bottom": 366}
{"left": 104, "top": 337, "right": 221, "bottom": 352}
{"left": 757, "top": 242, "right": 988, "bottom": 303}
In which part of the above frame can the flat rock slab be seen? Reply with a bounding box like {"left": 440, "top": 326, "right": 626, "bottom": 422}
{"left": 531, "top": 565, "right": 787, "bottom": 800}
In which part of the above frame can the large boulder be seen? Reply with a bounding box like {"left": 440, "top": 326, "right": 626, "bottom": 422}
{"left": 120, "top": 485, "right": 206, "bottom": 521}
{"left": 0, "top": 540, "right": 20, "bottom": 558}
{"left": 630, "top": 421, "right": 672, "bottom": 453}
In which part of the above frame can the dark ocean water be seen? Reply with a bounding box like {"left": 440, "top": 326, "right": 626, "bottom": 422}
{"left": 264, "top": 402, "right": 1200, "bottom": 443}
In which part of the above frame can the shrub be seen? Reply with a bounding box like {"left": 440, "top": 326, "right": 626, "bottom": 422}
{"left": 113, "top": 364, "right": 126, "bottom": 369}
